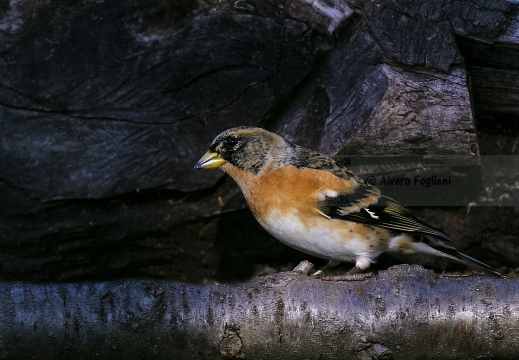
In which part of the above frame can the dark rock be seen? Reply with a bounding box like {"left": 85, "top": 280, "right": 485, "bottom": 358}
{"left": 0, "top": 0, "right": 517, "bottom": 281}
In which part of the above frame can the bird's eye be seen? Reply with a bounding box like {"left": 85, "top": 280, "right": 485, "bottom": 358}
{"left": 225, "top": 137, "right": 238, "bottom": 147}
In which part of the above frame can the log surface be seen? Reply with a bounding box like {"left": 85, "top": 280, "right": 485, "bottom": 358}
{"left": 1, "top": 265, "right": 517, "bottom": 359}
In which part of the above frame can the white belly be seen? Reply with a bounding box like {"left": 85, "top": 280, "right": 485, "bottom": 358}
{"left": 257, "top": 210, "right": 384, "bottom": 262}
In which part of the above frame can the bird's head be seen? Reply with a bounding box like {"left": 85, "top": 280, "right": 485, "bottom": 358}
{"left": 194, "top": 127, "right": 288, "bottom": 174}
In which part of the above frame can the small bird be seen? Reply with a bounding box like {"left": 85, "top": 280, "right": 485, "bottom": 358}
{"left": 194, "top": 127, "right": 503, "bottom": 279}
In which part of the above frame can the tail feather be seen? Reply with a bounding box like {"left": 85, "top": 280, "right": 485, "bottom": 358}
{"left": 440, "top": 248, "right": 504, "bottom": 278}
{"left": 419, "top": 234, "right": 504, "bottom": 278}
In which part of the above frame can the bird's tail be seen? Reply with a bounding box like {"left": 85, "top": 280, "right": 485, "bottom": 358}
{"left": 438, "top": 247, "right": 504, "bottom": 278}
{"left": 418, "top": 234, "right": 504, "bottom": 278}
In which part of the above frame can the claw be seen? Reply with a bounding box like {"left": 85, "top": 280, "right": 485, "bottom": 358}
{"left": 310, "top": 270, "right": 325, "bottom": 278}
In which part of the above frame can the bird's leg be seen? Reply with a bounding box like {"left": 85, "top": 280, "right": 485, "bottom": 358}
{"left": 319, "top": 257, "right": 374, "bottom": 281}
{"left": 310, "top": 259, "right": 341, "bottom": 278}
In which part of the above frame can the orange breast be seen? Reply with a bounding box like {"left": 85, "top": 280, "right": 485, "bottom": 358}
{"left": 224, "top": 164, "right": 357, "bottom": 221}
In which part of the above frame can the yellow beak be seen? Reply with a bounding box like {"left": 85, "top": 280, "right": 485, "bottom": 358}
{"left": 194, "top": 151, "right": 227, "bottom": 169}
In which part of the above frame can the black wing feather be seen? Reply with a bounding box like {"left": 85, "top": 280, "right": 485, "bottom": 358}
{"left": 324, "top": 195, "right": 452, "bottom": 242}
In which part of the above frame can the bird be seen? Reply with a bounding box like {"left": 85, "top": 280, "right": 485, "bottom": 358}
{"left": 194, "top": 126, "right": 504, "bottom": 280}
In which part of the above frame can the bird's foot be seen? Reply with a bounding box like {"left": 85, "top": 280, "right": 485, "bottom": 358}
{"left": 310, "top": 270, "right": 325, "bottom": 278}
{"left": 293, "top": 260, "right": 373, "bottom": 281}
{"left": 309, "top": 259, "right": 341, "bottom": 278}
{"left": 319, "top": 272, "right": 374, "bottom": 281}
{"left": 318, "top": 265, "right": 373, "bottom": 281}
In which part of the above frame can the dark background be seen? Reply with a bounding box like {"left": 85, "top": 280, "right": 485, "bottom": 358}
{"left": 0, "top": 0, "right": 518, "bottom": 282}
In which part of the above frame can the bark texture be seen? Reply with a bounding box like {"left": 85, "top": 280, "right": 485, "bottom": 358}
{"left": 0, "top": 0, "right": 518, "bottom": 282}
{"left": 1, "top": 265, "right": 518, "bottom": 360}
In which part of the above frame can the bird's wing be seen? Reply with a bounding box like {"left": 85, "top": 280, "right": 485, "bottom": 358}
{"left": 293, "top": 146, "right": 451, "bottom": 242}
{"left": 327, "top": 195, "right": 452, "bottom": 242}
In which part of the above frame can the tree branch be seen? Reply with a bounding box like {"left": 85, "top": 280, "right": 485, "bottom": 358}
{"left": 2, "top": 264, "right": 517, "bottom": 359}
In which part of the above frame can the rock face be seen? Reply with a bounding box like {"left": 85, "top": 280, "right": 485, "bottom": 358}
{"left": 0, "top": 0, "right": 517, "bottom": 281}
